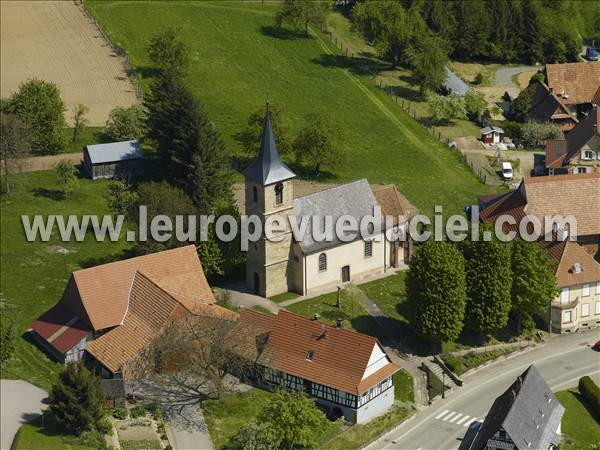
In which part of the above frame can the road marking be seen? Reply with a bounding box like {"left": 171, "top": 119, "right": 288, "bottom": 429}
{"left": 449, "top": 413, "right": 463, "bottom": 423}
{"left": 442, "top": 412, "right": 457, "bottom": 421}
{"left": 434, "top": 409, "right": 449, "bottom": 420}
{"left": 456, "top": 415, "right": 470, "bottom": 425}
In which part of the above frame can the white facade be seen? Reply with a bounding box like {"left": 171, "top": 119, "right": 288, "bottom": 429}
{"left": 551, "top": 281, "right": 600, "bottom": 333}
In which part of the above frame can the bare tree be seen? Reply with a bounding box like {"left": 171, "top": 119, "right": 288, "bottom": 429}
{"left": 141, "top": 314, "right": 268, "bottom": 404}
{"left": 0, "top": 113, "right": 30, "bottom": 194}
{"left": 71, "top": 103, "right": 89, "bottom": 143}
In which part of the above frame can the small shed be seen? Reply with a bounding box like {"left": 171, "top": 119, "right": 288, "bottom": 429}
{"left": 83, "top": 140, "right": 142, "bottom": 180}
{"left": 480, "top": 126, "right": 505, "bottom": 144}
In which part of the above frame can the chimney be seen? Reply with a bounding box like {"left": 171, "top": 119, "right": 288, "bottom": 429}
{"left": 336, "top": 318, "right": 344, "bottom": 328}
{"left": 312, "top": 313, "right": 320, "bottom": 321}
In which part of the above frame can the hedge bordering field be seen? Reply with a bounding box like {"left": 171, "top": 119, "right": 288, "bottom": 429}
{"left": 578, "top": 376, "right": 600, "bottom": 418}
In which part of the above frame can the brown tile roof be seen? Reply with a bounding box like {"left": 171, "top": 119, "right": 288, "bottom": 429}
{"left": 372, "top": 184, "right": 415, "bottom": 225}
{"left": 546, "top": 61, "right": 600, "bottom": 105}
{"left": 86, "top": 271, "right": 237, "bottom": 374}
{"left": 545, "top": 140, "right": 568, "bottom": 169}
{"left": 72, "top": 245, "right": 214, "bottom": 330}
{"left": 480, "top": 174, "right": 600, "bottom": 237}
{"left": 554, "top": 241, "right": 600, "bottom": 288}
{"left": 236, "top": 309, "right": 399, "bottom": 394}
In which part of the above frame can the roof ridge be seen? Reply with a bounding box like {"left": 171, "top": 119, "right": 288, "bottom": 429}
{"left": 296, "top": 178, "right": 369, "bottom": 201}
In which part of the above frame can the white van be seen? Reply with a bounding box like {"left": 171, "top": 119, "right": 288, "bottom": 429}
{"left": 501, "top": 162, "right": 513, "bottom": 180}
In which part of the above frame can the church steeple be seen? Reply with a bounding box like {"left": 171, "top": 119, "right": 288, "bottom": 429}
{"left": 243, "top": 103, "right": 296, "bottom": 186}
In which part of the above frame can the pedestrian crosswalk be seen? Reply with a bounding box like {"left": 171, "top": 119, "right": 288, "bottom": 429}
{"left": 433, "top": 409, "right": 483, "bottom": 427}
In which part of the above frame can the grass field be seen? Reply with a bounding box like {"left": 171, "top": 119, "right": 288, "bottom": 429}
{"left": 555, "top": 389, "right": 600, "bottom": 449}
{"left": 61, "top": 127, "right": 107, "bottom": 154}
{"left": 10, "top": 418, "right": 102, "bottom": 450}
{"left": 0, "top": 170, "right": 132, "bottom": 389}
{"left": 85, "top": 1, "right": 499, "bottom": 215}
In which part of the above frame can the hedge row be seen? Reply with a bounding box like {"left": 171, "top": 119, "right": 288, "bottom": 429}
{"left": 578, "top": 376, "right": 600, "bottom": 417}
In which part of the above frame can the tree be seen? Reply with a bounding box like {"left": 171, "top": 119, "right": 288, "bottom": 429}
{"left": 521, "top": 0, "right": 543, "bottom": 63}
{"left": 127, "top": 181, "right": 197, "bottom": 255}
{"left": 451, "top": 0, "right": 491, "bottom": 59}
{"left": 145, "top": 314, "right": 257, "bottom": 401}
{"left": 520, "top": 121, "right": 564, "bottom": 148}
{"left": 293, "top": 112, "right": 343, "bottom": 175}
{"left": 71, "top": 103, "right": 89, "bottom": 143}
{"left": 0, "top": 302, "right": 19, "bottom": 369}
{"left": 461, "top": 230, "right": 513, "bottom": 337}
{"left": 275, "top": 0, "right": 330, "bottom": 35}
{"left": 48, "top": 362, "right": 104, "bottom": 434}
{"left": 5, "top": 79, "right": 66, "bottom": 154}
{"left": 237, "top": 104, "right": 292, "bottom": 157}
{"left": 427, "top": 94, "right": 466, "bottom": 125}
{"left": 510, "top": 239, "right": 558, "bottom": 333}
{"left": 406, "top": 33, "right": 448, "bottom": 95}
{"left": 55, "top": 159, "right": 78, "bottom": 199}
{"left": 227, "top": 420, "right": 279, "bottom": 450}
{"left": 258, "top": 390, "right": 329, "bottom": 450}
{"left": 464, "top": 91, "right": 487, "bottom": 124}
{"left": 147, "top": 27, "right": 190, "bottom": 76}
{"left": 104, "top": 105, "right": 147, "bottom": 142}
{"left": 0, "top": 113, "right": 30, "bottom": 194}
{"left": 508, "top": 72, "right": 545, "bottom": 121}
{"left": 105, "top": 179, "right": 138, "bottom": 215}
{"left": 406, "top": 240, "right": 467, "bottom": 345}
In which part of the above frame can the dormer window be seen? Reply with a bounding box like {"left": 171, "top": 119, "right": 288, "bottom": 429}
{"left": 573, "top": 262, "right": 582, "bottom": 274}
{"left": 306, "top": 351, "right": 314, "bottom": 361}
{"left": 583, "top": 150, "right": 594, "bottom": 160}
{"left": 275, "top": 183, "right": 284, "bottom": 205}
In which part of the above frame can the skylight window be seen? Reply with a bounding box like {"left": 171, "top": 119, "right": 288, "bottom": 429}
{"left": 306, "top": 351, "right": 315, "bottom": 361}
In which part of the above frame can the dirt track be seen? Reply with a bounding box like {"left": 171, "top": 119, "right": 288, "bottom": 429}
{"left": 0, "top": 1, "right": 138, "bottom": 126}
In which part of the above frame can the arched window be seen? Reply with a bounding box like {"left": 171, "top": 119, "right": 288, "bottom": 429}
{"left": 275, "top": 183, "right": 284, "bottom": 205}
{"left": 318, "top": 253, "right": 327, "bottom": 271}
{"left": 252, "top": 186, "right": 258, "bottom": 202}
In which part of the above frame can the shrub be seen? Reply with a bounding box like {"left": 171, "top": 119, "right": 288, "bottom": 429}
{"left": 578, "top": 376, "right": 600, "bottom": 417}
{"left": 473, "top": 73, "right": 484, "bottom": 85}
{"left": 441, "top": 354, "right": 464, "bottom": 375}
{"left": 165, "top": 445, "right": 173, "bottom": 450}
{"left": 97, "top": 417, "right": 113, "bottom": 436}
{"left": 112, "top": 408, "right": 128, "bottom": 420}
{"left": 130, "top": 405, "right": 146, "bottom": 418}
{"left": 104, "top": 105, "right": 146, "bottom": 141}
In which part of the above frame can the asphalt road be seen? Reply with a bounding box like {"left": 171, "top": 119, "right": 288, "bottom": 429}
{"left": 367, "top": 329, "right": 600, "bottom": 450}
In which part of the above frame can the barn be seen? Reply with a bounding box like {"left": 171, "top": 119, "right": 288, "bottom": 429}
{"left": 83, "top": 140, "right": 142, "bottom": 179}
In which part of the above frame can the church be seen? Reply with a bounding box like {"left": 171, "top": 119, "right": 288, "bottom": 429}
{"left": 243, "top": 107, "right": 415, "bottom": 297}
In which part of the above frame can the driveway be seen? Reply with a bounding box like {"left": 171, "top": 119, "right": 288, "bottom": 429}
{"left": 494, "top": 66, "right": 539, "bottom": 88}
{"left": 0, "top": 380, "right": 48, "bottom": 450}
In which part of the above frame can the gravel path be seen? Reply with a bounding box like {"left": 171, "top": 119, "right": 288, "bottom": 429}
{"left": 494, "top": 66, "right": 539, "bottom": 88}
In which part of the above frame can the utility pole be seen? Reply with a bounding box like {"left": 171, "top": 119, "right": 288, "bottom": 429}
{"left": 336, "top": 286, "right": 341, "bottom": 309}
{"left": 442, "top": 371, "right": 446, "bottom": 399}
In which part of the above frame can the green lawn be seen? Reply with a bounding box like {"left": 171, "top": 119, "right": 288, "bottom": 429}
{"left": 0, "top": 170, "right": 133, "bottom": 390}
{"left": 61, "top": 127, "right": 107, "bottom": 154}
{"left": 10, "top": 418, "right": 103, "bottom": 450}
{"left": 393, "top": 369, "right": 414, "bottom": 403}
{"left": 203, "top": 388, "right": 274, "bottom": 450}
{"left": 555, "top": 389, "right": 600, "bottom": 449}
{"left": 285, "top": 290, "right": 385, "bottom": 339}
{"left": 249, "top": 305, "right": 274, "bottom": 315}
{"left": 85, "top": 1, "right": 499, "bottom": 215}
{"left": 269, "top": 291, "right": 300, "bottom": 303}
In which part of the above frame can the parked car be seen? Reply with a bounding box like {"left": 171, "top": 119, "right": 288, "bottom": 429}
{"left": 501, "top": 162, "right": 513, "bottom": 180}
{"left": 586, "top": 47, "right": 599, "bottom": 61}
{"left": 592, "top": 341, "right": 600, "bottom": 351}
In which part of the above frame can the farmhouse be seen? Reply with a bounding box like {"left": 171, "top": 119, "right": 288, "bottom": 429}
{"left": 528, "top": 61, "right": 600, "bottom": 131}
{"left": 244, "top": 107, "right": 414, "bottom": 298}
{"left": 234, "top": 309, "right": 400, "bottom": 424}
{"left": 478, "top": 173, "right": 600, "bottom": 333}
{"left": 545, "top": 106, "right": 600, "bottom": 175}
{"left": 480, "top": 126, "right": 504, "bottom": 144}
{"left": 30, "top": 245, "right": 236, "bottom": 377}
{"left": 83, "top": 139, "right": 142, "bottom": 179}
{"left": 468, "top": 365, "right": 564, "bottom": 450}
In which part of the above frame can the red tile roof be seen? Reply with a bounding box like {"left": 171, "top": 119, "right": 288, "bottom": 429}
{"left": 545, "top": 140, "right": 568, "bottom": 169}
{"left": 72, "top": 245, "right": 214, "bottom": 330}
{"left": 553, "top": 241, "right": 600, "bottom": 288}
{"left": 372, "top": 184, "right": 415, "bottom": 225}
{"left": 236, "top": 309, "right": 399, "bottom": 394}
{"left": 31, "top": 304, "right": 90, "bottom": 354}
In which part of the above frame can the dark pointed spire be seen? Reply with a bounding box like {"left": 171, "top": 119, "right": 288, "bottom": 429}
{"left": 243, "top": 103, "right": 296, "bottom": 185}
